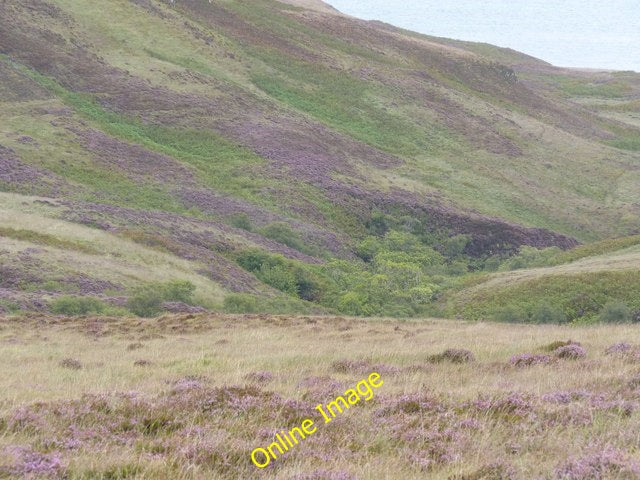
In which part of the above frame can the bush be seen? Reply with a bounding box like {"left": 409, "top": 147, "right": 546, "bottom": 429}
{"left": 500, "top": 246, "right": 562, "bottom": 271}
{"left": 355, "top": 236, "right": 382, "bottom": 262}
{"left": 428, "top": 348, "right": 475, "bottom": 364}
{"left": 228, "top": 213, "right": 252, "bottom": 231}
{"left": 223, "top": 294, "right": 260, "bottom": 313}
{"left": 50, "top": 296, "right": 105, "bottom": 316}
{"left": 161, "top": 280, "right": 196, "bottom": 303}
{"left": 259, "top": 222, "right": 307, "bottom": 253}
{"left": 126, "top": 280, "right": 196, "bottom": 317}
{"left": 337, "top": 292, "right": 371, "bottom": 316}
{"left": 126, "top": 287, "right": 163, "bottom": 318}
{"left": 237, "top": 249, "right": 273, "bottom": 272}
{"left": 442, "top": 234, "right": 471, "bottom": 257}
{"left": 531, "top": 302, "right": 566, "bottom": 324}
{"left": 258, "top": 263, "right": 299, "bottom": 296}
{"left": 599, "top": 301, "right": 632, "bottom": 323}
{"left": 366, "top": 211, "right": 391, "bottom": 236}
{"left": 493, "top": 305, "right": 528, "bottom": 323}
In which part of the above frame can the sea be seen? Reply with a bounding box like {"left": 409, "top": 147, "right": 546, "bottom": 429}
{"left": 327, "top": 0, "right": 640, "bottom": 72}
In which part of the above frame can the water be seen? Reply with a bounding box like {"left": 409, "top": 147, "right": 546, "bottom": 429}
{"left": 327, "top": 0, "right": 640, "bottom": 72}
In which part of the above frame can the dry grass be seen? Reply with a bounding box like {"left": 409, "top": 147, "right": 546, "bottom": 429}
{"left": 1, "top": 313, "right": 640, "bottom": 478}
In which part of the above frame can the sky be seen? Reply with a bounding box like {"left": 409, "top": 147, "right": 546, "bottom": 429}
{"left": 327, "top": 0, "right": 640, "bottom": 71}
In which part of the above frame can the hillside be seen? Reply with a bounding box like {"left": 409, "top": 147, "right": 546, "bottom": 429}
{"left": 1, "top": 0, "right": 640, "bottom": 318}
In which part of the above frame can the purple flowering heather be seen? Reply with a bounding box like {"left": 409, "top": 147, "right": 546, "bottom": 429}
{"left": 554, "top": 344, "right": 587, "bottom": 360}
{"left": 554, "top": 446, "right": 640, "bottom": 479}
{"left": 605, "top": 342, "right": 632, "bottom": 355}
{"left": 509, "top": 353, "right": 552, "bottom": 367}
{"left": 0, "top": 445, "right": 64, "bottom": 477}
{"left": 542, "top": 390, "right": 591, "bottom": 404}
{"left": 288, "top": 469, "right": 359, "bottom": 480}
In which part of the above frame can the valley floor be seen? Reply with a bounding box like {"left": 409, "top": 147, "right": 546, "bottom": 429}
{"left": 1, "top": 314, "right": 640, "bottom": 479}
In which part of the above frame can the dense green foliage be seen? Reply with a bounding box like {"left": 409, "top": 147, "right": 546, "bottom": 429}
{"left": 50, "top": 296, "right": 106, "bottom": 316}
{"left": 235, "top": 224, "right": 476, "bottom": 316}
{"left": 452, "top": 270, "right": 640, "bottom": 324}
{"left": 126, "top": 280, "right": 197, "bottom": 317}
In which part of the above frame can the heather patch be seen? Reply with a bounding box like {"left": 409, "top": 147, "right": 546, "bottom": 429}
{"left": 554, "top": 344, "right": 587, "bottom": 360}
{"left": 0, "top": 445, "right": 64, "bottom": 478}
{"left": 428, "top": 348, "right": 475, "bottom": 364}
{"left": 134, "top": 359, "right": 153, "bottom": 367}
{"left": 554, "top": 446, "right": 640, "bottom": 479}
{"left": 288, "top": 469, "right": 358, "bottom": 480}
{"left": 541, "top": 340, "right": 582, "bottom": 352}
{"left": 542, "top": 390, "right": 591, "bottom": 404}
{"left": 605, "top": 342, "right": 633, "bottom": 355}
{"left": 451, "top": 462, "right": 516, "bottom": 480}
{"left": 509, "top": 353, "right": 552, "bottom": 367}
{"left": 297, "top": 376, "right": 347, "bottom": 400}
{"left": 331, "top": 359, "right": 400, "bottom": 375}
{"left": 465, "top": 392, "right": 535, "bottom": 420}
{"left": 58, "top": 358, "right": 82, "bottom": 370}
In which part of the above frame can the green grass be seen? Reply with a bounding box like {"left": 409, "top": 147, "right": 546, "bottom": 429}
{"left": 0, "top": 227, "right": 99, "bottom": 254}
{"left": 550, "top": 235, "right": 640, "bottom": 265}
{"left": 549, "top": 74, "right": 631, "bottom": 99}
{"left": 249, "top": 50, "right": 455, "bottom": 156}
{"left": 609, "top": 134, "right": 640, "bottom": 151}
{"left": 449, "top": 270, "right": 640, "bottom": 322}
{"left": 3, "top": 57, "right": 274, "bottom": 204}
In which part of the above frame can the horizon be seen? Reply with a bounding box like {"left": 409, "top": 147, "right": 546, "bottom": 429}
{"left": 327, "top": 0, "right": 640, "bottom": 72}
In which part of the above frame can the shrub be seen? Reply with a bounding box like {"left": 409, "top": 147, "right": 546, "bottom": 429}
{"left": 442, "top": 234, "right": 471, "bottom": 257}
{"left": 493, "top": 305, "right": 527, "bottom": 323}
{"left": 50, "top": 296, "right": 105, "bottom": 316}
{"left": 237, "top": 249, "right": 273, "bottom": 272}
{"left": 605, "top": 342, "right": 632, "bottom": 355}
{"left": 259, "top": 222, "right": 307, "bottom": 253}
{"left": 223, "top": 294, "right": 260, "bottom": 313}
{"left": 228, "top": 212, "right": 252, "bottom": 231}
{"left": 541, "top": 340, "right": 580, "bottom": 352}
{"left": 509, "top": 353, "right": 551, "bottom": 367}
{"left": 500, "top": 246, "right": 562, "bottom": 270}
{"left": 258, "top": 263, "right": 299, "bottom": 296}
{"left": 126, "top": 280, "right": 196, "bottom": 317}
{"left": 428, "top": 348, "right": 475, "bottom": 364}
{"left": 292, "top": 266, "right": 323, "bottom": 302}
{"left": 531, "top": 302, "right": 566, "bottom": 324}
{"left": 161, "top": 280, "right": 196, "bottom": 304}
{"left": 554, "top": 344, "right": 587, "bottom": 360}
{"left": 337, "top": 292, "right": 370, "bottom": 316}
{"left": 126, "top": 287, "right": 163, "bottom": 318}
{"left": 598, "top": 301, "right": 632, "bottom": 323}
{"left": 59, "top": 358, "right": 82, "bottom": 370}
{"left": 366, "top": 211, "right": 390, "bottom": 236}
{"left": 355, "top": 236, "right": 382, "bottom": 262}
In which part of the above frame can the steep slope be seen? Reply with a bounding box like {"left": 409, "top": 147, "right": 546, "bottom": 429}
{"left": 1, "top": 0, "right": 639, "bottom": 317}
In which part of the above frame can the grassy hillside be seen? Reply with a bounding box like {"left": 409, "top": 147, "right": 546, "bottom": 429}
{"left": 444, "top": 239, "right": 640, "bottom": 322}
{"left": 2, "top": 313, "right": 640, "bottom": 478}
{"left": 0, "top": 0, "right": 639, "bottom": 318}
